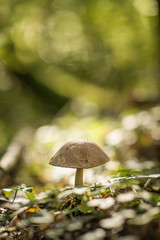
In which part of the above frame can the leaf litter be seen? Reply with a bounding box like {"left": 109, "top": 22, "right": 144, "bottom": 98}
{"left": 0, "top": 173, "right": 159, "bottom": 239}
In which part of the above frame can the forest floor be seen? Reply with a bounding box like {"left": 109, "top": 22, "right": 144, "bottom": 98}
{"left": 0, "top": 173, "right": 160, "bottom": 240}
{"left": 0, "top": 106, "right": 160, "bottom": 240}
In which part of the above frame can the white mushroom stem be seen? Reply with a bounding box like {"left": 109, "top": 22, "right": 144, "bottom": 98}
{"left": 75, "top": 168, "right": 83, "bottom": 186}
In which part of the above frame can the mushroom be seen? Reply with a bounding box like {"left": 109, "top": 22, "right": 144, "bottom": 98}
{"left": 49, "top": 139, "right": 110, "bottom": 187}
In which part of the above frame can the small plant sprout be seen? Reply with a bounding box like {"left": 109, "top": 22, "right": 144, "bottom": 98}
{"left": 49, "top": 139, "right": 110, "bottom": 187}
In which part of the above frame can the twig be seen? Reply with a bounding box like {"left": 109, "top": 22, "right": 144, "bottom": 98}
{"left": 91, "top": 174, "right": 160, "bottom": 189}
{"left": 143, "top": 178, "right": 152, "bottom": 189}
{"left": 12, "top": 190, "right": 18, "bottom": 204}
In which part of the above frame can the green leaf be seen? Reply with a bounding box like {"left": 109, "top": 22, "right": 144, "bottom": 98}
{"left": 150, "top": 193, "right": 160, "bottom": 206}
{"left": 116, "top": 169, "right": 132, "bottom": 177}
{"left": 63, "top": 208, "right": 78, "bottom": 215}
{"left": 131, "top": 170, "right": 142, "bottom": 175}
{"left": 25, "top": 192, "right": 35, "bottom": 201}
{"left": 77, "top": 204, "right": 92, "bottom": 214}
{"left": 22, "top": 187, "right": 33, "bottom": 193}
{"left": 23, "top": 188, "right": 35, "bottom": 201}
{"left": 3, "top": 188, "right": 14, "bottom": 198}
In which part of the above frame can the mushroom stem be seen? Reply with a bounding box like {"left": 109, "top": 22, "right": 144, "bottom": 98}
{"left": 75, "top": 168, "right": 83, "bottom": 186}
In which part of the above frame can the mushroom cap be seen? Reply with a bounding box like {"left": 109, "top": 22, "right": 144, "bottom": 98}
{"left": 49, "top": 139, "right": 110, "bottom": 169}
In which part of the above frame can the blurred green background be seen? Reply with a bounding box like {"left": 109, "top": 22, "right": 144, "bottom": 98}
{"left": 0, "top": 0, "right": 160, "bottom": 188}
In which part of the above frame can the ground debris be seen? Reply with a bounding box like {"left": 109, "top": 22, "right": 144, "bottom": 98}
{"left": 1, "top": 174, "right": 160, "bottom": 239}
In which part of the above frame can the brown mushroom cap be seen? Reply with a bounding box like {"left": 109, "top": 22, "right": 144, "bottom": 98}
{"left": 49, "top": 139, "right": 110, "bottom": 169}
